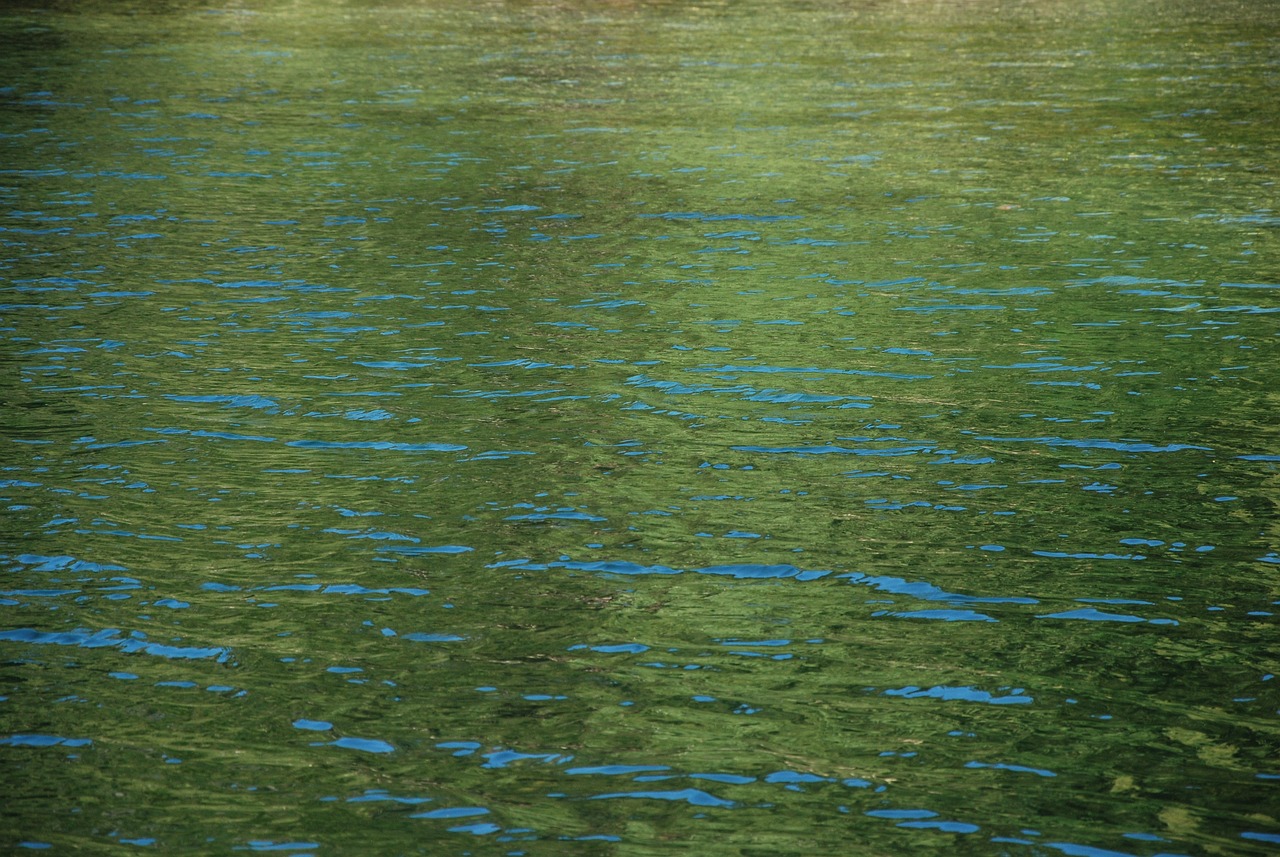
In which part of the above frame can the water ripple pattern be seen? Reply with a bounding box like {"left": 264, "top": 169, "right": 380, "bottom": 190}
{"left": 1, "top": 0, "right": 1278, "bottom": 853}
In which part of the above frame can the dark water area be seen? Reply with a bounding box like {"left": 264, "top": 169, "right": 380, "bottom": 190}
{"left": 1, "top": 0, "right": 1278, "bottom": 853}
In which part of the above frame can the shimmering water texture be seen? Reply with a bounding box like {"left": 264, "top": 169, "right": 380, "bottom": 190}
{"left": 2, "top": 0, "right": 1279, "bottom": 853}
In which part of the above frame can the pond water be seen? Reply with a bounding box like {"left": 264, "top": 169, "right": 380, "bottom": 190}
{"left": 2, "top": 0, "right": 1278, "bottom": 853}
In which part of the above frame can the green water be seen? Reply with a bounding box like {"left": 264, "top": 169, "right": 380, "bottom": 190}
{"left": 1, "top": 0, "right": 1278, "bottom": 853}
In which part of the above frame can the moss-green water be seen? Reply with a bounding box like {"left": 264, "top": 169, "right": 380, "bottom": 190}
{"left": 1, "top": 0, "right": 1278, "bottom": 853}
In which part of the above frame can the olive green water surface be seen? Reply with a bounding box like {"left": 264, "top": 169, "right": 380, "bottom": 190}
{"left": 1, "top": 0, "right": 1279, "bottom": 853}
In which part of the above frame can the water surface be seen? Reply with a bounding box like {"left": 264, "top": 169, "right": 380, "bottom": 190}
{"left": 2, "top": 0, "right": 1279, "bottom": 853}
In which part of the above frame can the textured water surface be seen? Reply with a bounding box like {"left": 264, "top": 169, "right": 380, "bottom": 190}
{"left": 1, "top": 0, "right": 1278, "bottom": 853}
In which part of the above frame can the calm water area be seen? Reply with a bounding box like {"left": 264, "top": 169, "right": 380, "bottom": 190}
{"left": 2, "top": 0, "right": 1278, "bottom": 853}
